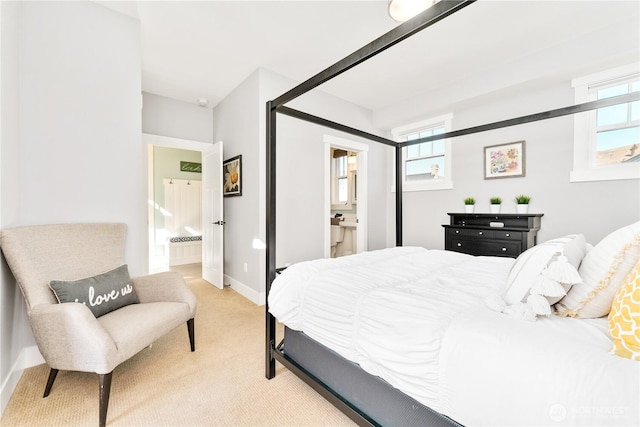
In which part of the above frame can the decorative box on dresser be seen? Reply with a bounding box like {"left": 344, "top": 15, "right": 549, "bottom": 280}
{"left": 443, "top": 213, "right": 543, "bottom": 258}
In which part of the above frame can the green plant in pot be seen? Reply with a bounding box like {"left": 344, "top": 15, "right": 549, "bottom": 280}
{"left": 489, "top": 197, "right": 502, "bottom": 214}
{"left": 464, "top": 197, "right": 475, "bottom": 213}
{"left": 514, "top": 194, "right": 531, "bottom": 213}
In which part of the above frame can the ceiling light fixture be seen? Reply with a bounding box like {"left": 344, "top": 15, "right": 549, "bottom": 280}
{"left": 388, "top": 0, "right": 437, "bottom": 22}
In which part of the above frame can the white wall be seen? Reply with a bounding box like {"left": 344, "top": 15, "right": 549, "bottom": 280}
{"left": 142, "top": 92, "right": 213, "bottom": 144}
{"left": 393, "top": 82, "right": 640, "bottom": 249}
{"left": 0, "top": 1, "right": 142, "bottom": 414}
{"left": 212, "top": 70, "right": 262, "bottom": 302}
{"left": 18, "top": 1, "right": 144, "bottom": 266}
{"left": 0, "top": 0, "right": 25, "bottom": 415}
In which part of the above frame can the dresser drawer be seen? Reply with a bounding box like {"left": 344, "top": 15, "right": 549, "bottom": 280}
{"left": 474, "top": 240, "right": 522, "bottom": 257}
{"left": 492, "top": 230, "right": 523, "bottom": 241}
{"left": 447, "top": 228, "right": 494, "bottom": 239}
{"left": 448, "top": 238, "right": 521, "bottom": 257}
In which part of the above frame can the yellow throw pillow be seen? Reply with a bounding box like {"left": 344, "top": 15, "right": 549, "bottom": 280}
{"left": 608, "top": 263, "right": 640, "bottom": 360}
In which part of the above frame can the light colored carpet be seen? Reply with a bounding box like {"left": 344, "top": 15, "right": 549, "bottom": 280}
{"left": 1, "top": 276, "right": 355, "bottom": 426}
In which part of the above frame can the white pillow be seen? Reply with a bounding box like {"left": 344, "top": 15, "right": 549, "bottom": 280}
{"left": 555, "top": 222, "right": 640, "bottom": 318}
{"left": 503, "top": 234, "right": 587, "bottom": 305}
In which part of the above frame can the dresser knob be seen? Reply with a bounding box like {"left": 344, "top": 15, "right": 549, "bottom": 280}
{"left": 457, "top": 243, "right": 462, "bottom": 247}
{"left": 478, "top": 231, "right": 483, "bottom": 235}
{"left": 455, "top": 230, "right": 459, "bottom": 234}
{"left": 505, "top": 233, "right": 510, "bottom": 237}
{"left": 501, "top": 247, "right": 507, "bottom": 252}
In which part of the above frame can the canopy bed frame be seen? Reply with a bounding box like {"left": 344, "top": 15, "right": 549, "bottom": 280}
{"left": 264, "top": 1, "right": 639, "bottom": 425}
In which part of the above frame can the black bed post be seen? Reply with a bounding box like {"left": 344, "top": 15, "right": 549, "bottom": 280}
{"left": 266, "top": 100, "right": 277, "bottom": 379}
{"left": 395, "top": 145, "right": 403, "bottom": 246}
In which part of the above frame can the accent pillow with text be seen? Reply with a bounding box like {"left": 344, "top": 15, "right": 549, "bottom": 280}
{"left": 50, "top": 264, "right": 139, "bottom": 317}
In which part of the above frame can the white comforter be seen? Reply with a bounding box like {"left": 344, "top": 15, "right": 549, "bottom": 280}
{"left": 268, "top": 246, "right": 640, "bottom": 426}
{"left": 439, "top": 306, "right": 639, "bottom": 426}
{"left": 268, "top": 246, "right": 514, "bottom": 412}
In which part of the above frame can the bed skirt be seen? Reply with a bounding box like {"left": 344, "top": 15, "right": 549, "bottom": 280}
{"left": 282, "top": 327, "right": 460, "bottom": 427}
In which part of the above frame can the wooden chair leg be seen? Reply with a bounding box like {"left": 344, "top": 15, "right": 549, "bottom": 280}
{"left": 187, "top": 318, "right": 195, "bottom": 352}
{"left": 43, "top": 368, "right": 59, "bottom": 398}
{"left": 99, "top": 372, "right": 113, "bottom": 427}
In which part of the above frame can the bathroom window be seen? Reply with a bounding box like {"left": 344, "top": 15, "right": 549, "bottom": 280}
{"left": 331, "top": 149, "right": 355, "bottom": 209}
{"left": 336, "top": 156, "right": 348, "bottom": 202}
{"left": 391, "top": 113, "right": 453, "bottom": 191}
{"left": 571, "top": 64, "right": 640, "bottom": 182}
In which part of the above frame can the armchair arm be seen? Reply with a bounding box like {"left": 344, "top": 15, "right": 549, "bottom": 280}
{"left": 29, "top": 303, "right": 118, "bottom": 374}
{"left": 132, "top": 271, "right": 197, "bottom": 317}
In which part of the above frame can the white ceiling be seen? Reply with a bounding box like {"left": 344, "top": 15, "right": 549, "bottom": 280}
{"left": 98, "top": 1, "right": 639, "bottom": 127}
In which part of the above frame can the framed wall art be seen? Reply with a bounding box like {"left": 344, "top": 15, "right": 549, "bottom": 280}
{"left": 180, "top": 161, "right": 202, "bottom": 173}
{"left": 223, "top": 154, "right": 242, "bottom": 197}
{"left": 484, "top": 141, "right": 526, "bottom": 179}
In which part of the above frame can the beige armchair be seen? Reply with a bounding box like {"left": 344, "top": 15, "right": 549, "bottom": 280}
{"left": 0, "top": 223, "right": 197, "bottom": 427}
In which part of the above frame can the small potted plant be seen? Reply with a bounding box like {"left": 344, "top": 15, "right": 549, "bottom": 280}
{"left": 489, "top": 197, "right": 502, "bottom": 214}
{"left": 514, "top": 194, "right": 531, "bottom": 214}
{"left": 464, "top": 197, "right": 475, "bottom": 213}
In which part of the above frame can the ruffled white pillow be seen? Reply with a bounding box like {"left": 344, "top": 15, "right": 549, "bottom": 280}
{"left": 504, "top": 234, "right": 587, "bottom": 305}
{"left": 555, "top": 222, "right": 640, "bottom": 318}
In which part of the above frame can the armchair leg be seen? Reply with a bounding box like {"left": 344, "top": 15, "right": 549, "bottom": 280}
{"left": 43, "top": 368, "right": 59, "bottom": 398}
{"left": 99, "top": 372, "right": 113, "bottom": 427}
{"left": 187, "top": 318, "right": 195, "bottom": 352}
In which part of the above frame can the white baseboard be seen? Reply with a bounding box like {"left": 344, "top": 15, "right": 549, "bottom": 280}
{"left": 223, "top": 274, "right": 265, "bottom": 305}
{"left": 0, "top": 357, "right": 23, "bottom": 417}
{"left": 0, "top": 345, "right": 44, "bottom": 417}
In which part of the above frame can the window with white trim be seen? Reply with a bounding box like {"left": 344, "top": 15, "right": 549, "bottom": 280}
{"left": 391, "top": 113, "right": 453, "bottom": 191}
{"left": 334, "top": 154, "right": 348, "bottom": 203}
{"left": 571, "top": 64, "right": 640, "bottom": 182}
{"left": 331, "top": 149, "right": 356, "bottom": 209}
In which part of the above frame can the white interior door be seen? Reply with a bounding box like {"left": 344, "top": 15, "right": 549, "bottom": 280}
{"left": 202, "top": 141, "right": 224, "bottom": 288}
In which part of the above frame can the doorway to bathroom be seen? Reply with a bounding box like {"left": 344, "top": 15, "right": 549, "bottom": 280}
{"left": 324, "top": 135, "right": 368, "bottom": 258}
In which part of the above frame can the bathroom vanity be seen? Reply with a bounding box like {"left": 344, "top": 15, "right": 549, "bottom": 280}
{"left": 330, "top": 217, "right": 357, "bottom": 258}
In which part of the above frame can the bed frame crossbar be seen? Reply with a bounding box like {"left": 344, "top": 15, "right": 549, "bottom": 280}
{"left": 276, "top": 106, "right": 397, "bottom": 147}
{"left": 271, "top": 0, "right": 476, "bottom": 109}
{"left": 399, "top": 92, "right": 640, "bottom": 148}
{"left": 265, "top": 0, "right": 639, "bottom": 424}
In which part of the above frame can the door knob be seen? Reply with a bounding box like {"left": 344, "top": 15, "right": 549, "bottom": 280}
{"left": 213, "top": 220, "right": 226, "bottom": 225}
